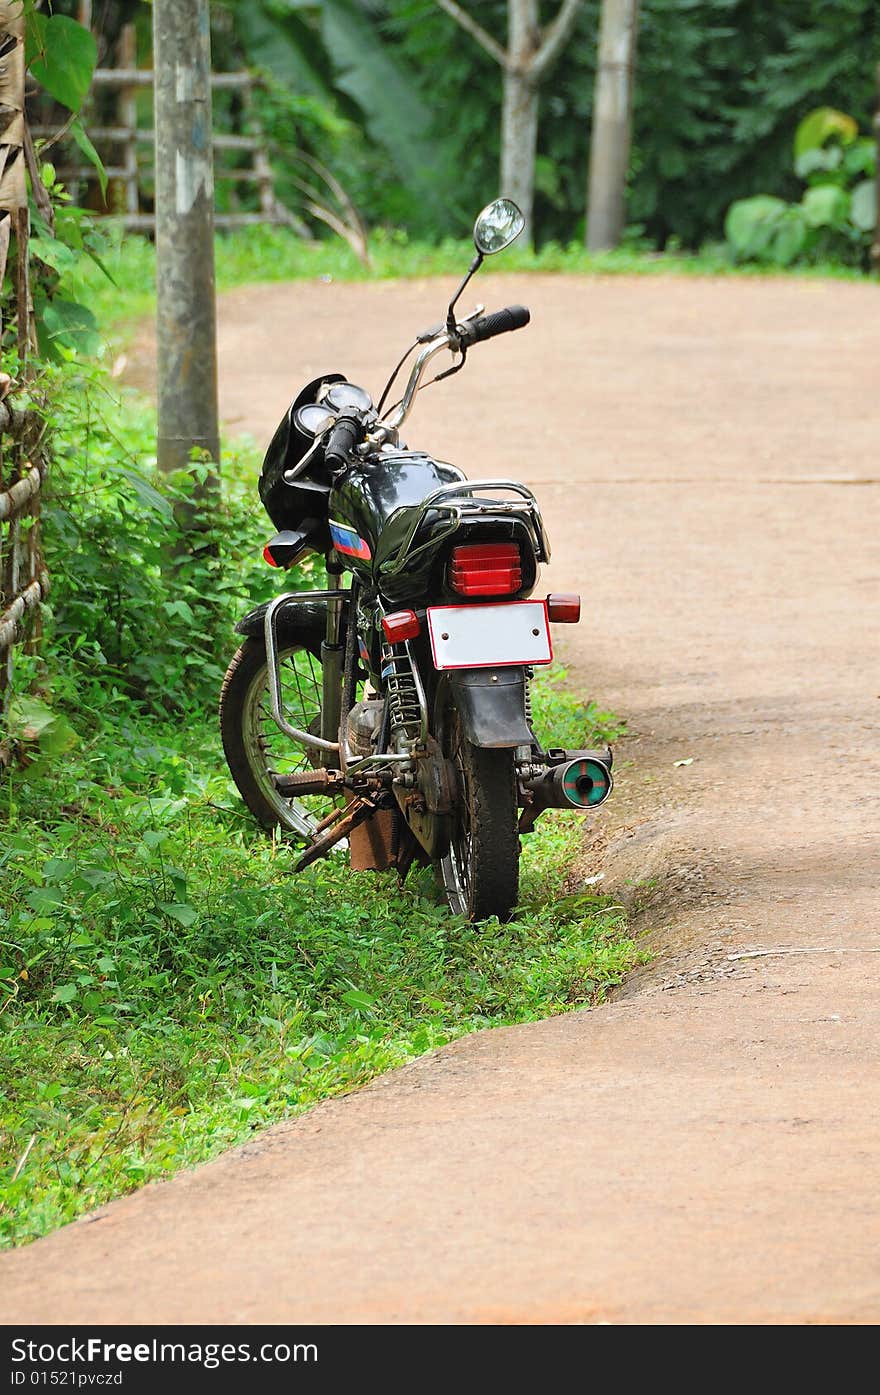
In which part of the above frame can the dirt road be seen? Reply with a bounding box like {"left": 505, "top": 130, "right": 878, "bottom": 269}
{"left": 3, "top": 273, "right": 879, "bottom": 1323}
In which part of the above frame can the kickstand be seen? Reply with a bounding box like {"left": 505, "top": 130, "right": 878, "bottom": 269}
{"left": 292, "top": 795, "right": 377, "bottom": 873}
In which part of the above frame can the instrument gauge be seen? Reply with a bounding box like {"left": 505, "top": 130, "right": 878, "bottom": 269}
{"left": 325, "top": 383, "right": 373, "bottom": 413}
{"left": 294, "top": 403, "right": 337, "bottom": 437}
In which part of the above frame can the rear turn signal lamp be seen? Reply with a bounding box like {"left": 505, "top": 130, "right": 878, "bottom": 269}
{"left": 450, "top": 542, "right": 522, "bottom": 597}
{"left": 546, "top": 593, "right": 581, "bottom": 623}
{"left": 381, "top": 610, "right": 421, "bottom": 643}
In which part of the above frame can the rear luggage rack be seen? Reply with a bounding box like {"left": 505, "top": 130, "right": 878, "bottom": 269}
{"left": 379, "top": 479, "right": 550, "bottom": 577}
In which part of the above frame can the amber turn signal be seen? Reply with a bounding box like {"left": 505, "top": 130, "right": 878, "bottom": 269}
{"left": 546, "top": 593, "right": 581, "bottom": 623}
{"left": 381, "top": 609, "right": 421, "bottom": 643}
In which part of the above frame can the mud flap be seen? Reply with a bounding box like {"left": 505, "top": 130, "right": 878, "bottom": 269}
{"left": 447, "top": 667, "right": 533, "bottom": 749}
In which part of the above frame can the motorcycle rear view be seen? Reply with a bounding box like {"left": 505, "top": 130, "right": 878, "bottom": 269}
{"left": 220, "top": 199, "right": 612, "bottom": 922}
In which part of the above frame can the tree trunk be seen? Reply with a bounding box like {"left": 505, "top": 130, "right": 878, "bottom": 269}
{"left": 585, "top": 0, "right": 640, "bottom": 251}
{"left": 500, "top": 0, "right": 539, "bottom": 244}
{"left": 500, "top": 67, "right": 538, "bottom": 241}
{"left": 153, "top": 0, "right": 220, "bottom": 487}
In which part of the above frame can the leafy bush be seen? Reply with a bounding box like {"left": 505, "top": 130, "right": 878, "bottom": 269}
{"left": 724, "top": 106, "right": 877, "bottom": 266}
{"left": 13, "top": 361, "right": 314, "bottom": 722}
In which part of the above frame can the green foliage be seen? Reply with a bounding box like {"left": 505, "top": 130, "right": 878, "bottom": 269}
{"left": 213, "top": 0, "right": 452, "bottom": 234}
{"left": 25, "top": 12, "right": 97, "bottom": 115}
{"left": 33, "top": 371, "right": 285, "bottom": 717}
{"left": 2, "top": 11, "right": 110, "bottom": 360}
{"left": 381, "top": 0, "right": 880, "bottom": 249}
{"left": 725, "top": 106, "right": 876, "bottom": 266}
{"left": 0, "top": 370, "right": 641, "bottom": 1243}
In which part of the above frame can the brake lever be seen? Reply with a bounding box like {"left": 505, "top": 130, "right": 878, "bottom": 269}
{"left": 282, "top": 427, "right": 332, "bottom": 483}
{"left": 417, "top": 305, "right": 484, "bottom": 344}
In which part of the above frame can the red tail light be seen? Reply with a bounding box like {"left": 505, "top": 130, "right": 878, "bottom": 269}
{"left": 450, "top": 542, "right": 522, "bottom": 597}
{"left": 263, "top": 543, "right": 280, "bottom": 567}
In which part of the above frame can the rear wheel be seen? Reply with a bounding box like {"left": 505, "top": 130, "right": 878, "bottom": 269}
{"left": 437, "top": 697, "right": 520, "bottom": 922}
{"left": 219, "top": 637, "right": 335, "bottom": 840}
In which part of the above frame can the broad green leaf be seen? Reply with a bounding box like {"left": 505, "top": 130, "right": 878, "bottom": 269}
{"left": 38, "top": 715, "right": 78, "bottom": 758}
{"left": 801, "top": 183, "right": 850, "bottom": 229}
{"left": 70, "top": 118, "right": 108, "bottom": 198}
{"left": 319, "top": 0, "right": 450, "bottom": 220}
{"left": 842, "top": 138, "right": 877, "bottom": 180}
{"left": 52, "top": 983, "right": 79, "bottom": 1004}
{"left": 111, "top": 467, "right": 174, "bottom": 521}
{"left": 768, "top": 214, "right": 807, "bottom": 266}
{"left": 234, "top": 5, "right": 334, "bottom": 101}
{"left": 850, "top": 180, "right": 877, "bottom": 233}
{"left": 724, "top": 195, "right": 787, "bottom": 257}
{"left": 29, "top": 234, "right": 80, "bottom": 277}
{"left": 7, "top": 695, "right": 56, "bottom": 737}
{"left": 27, "top": 14, "right": 97, "bottom": 115}
{"left": 160, "top": 902, "right": 198, "bottom": 927}
{"left": 40, "top": 299, "right": 101, "bottom": 356}
{"left": 794, "top": 107, "right": 857, "bottom": 159}
{"left": 342, "top": 988, "right": 375, "bottom": 1010}
{"left": 793, "top": 147, "right": 841, "bottom": 180}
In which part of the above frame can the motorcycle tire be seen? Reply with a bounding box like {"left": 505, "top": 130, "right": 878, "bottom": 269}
{"left": 437, "top": 697, "right": 520, "bottom": 923}
{"left": 219, "top": 637, "right": 333, "bottom": 840}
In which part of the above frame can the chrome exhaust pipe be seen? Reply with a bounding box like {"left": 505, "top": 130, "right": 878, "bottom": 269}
{"left": 521, "top": 750, "right": 613, "bottom": 814}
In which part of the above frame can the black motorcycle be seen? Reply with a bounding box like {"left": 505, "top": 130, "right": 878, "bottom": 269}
{"left": 220, "top": 198, "right": 612, "bottom": 922}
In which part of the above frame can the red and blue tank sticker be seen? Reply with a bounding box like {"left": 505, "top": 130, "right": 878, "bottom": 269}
{"left": 329, "top": 520, "right": 371, "bottom": 561}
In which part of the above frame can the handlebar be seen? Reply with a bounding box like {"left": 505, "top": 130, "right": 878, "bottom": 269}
{"left": 380, "top": 303, "right": 531, "bottom": 435}
{"left": 324, "top": 411, "right": 365, "bottom": 470}
{"left": 457, "top": 304, "right": 530, "bottom": 348}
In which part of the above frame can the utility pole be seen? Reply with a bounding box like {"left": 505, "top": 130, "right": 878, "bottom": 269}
{"left": 585, "top": 0, "right": 640, "bottom": 251}
{"left": 152, "top": 0, "right": 219, "bottom": 481}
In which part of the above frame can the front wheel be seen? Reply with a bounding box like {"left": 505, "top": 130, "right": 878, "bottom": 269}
{"left": 219, "top": 637, "right": 334, "bottom": 840}
{"left": 437, "top": 696, "right": 520, "bottom": 922}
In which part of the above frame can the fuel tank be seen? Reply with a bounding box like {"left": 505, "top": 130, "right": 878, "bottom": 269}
{"left": 328, "top": 449, "right": 464, "bottom": 597}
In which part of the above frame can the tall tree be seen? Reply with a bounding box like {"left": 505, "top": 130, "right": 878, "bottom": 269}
{"left": 585, "top": 0, "right": 639, "bottom": 249}
{"left": 436, "top": 0, "right": 583, "bottom": 241}
{"left": 153, "top": 0, "right": 220, "bottom": 496}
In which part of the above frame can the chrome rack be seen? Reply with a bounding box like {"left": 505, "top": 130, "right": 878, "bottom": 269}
{"left": 379, "top": 478, "right": 551, "bottom": 577}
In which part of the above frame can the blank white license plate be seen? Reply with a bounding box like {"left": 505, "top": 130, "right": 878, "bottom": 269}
{"left": 427, "top": 601, "right": 553, "bottom": 671}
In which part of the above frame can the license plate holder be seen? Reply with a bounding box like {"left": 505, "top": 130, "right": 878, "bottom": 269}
{"left": 426, "top": 601, "right": 553, "bottom": 671}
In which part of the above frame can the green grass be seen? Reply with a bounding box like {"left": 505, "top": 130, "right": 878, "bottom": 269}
{"left": 74, "top": 222, "right": 872, "bottom": 348}
{"left": 0, "top": 665, "right": 639, "bottom": 1249}
{"left": 0, "top": 228, "right": 645, "bottom": 1250}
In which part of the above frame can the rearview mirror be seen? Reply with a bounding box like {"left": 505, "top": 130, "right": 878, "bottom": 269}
{"left": 473, "top": 199, "right": 525, "bottom": 255}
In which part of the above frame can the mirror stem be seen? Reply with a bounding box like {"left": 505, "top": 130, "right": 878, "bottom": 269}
{"left": 446, "top": 251, "right": 483, "bottom": 331}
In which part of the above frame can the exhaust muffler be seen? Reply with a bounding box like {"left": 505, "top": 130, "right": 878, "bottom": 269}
{"left": 520, "top": 749, "right": 613, "bottom": 823}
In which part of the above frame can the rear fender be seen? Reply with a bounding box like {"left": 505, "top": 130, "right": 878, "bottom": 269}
{"left": 446, "top": 667, "right": 533, "bottom": 749}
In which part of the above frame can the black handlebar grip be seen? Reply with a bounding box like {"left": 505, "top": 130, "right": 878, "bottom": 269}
{"left": 324, "top": 411, "right": 365, "bottom": 470}
{"left": 458, "top": 304, "right": 530, "bottom": 348}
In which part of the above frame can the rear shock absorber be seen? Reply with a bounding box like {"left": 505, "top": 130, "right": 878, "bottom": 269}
{"left": 380, "top": 640, "right": 424, "bottom": 749}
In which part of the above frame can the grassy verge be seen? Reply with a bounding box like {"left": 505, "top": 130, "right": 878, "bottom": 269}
{"left": 0, "top": 672, "right": 637, "bottom": 1249}
{"left": 74, "top": 223, "right": 870, "bottom": 347}
{"left": 0, "top": 233, "right": 644, "bottom": 1249}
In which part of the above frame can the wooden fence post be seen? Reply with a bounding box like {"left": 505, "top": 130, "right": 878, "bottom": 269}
{"left": 117, "top": 22, "right": 139, "bottom": 218}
